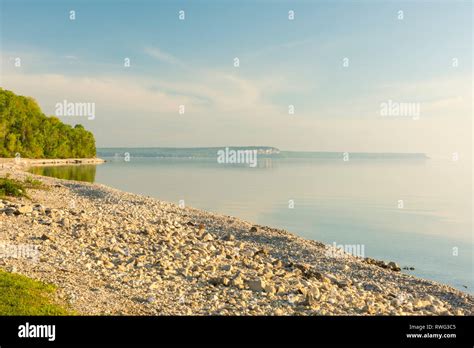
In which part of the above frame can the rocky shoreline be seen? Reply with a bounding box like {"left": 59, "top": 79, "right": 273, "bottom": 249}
{"left": 0, "top": 159, "right": 472, "bottom": 315}
{"left": 0, "top": 157, "right": 105, "bottom": 169}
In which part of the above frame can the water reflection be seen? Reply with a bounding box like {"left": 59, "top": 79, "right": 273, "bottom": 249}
{"left": 29, "top": 165, "right": 97, "bottom": 183}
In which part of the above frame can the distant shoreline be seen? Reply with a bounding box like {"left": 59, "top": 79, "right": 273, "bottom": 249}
{"left": 96, "top": 147, "right": 430, "bottom": 160}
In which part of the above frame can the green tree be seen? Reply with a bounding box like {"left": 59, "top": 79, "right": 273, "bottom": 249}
{"left": 0, "top": 88, "right": 96, "bottom": 158}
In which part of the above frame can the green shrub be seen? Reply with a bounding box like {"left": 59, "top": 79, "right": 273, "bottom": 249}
{"left": 0, "top": 177, "right": 26, "bottom": 197}
{"left": 24, "top": 175, "right": 44, "bottom": 189}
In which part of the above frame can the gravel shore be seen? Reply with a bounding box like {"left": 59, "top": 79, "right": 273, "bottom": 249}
{"left": 0, "top": 159, "right": 472, "bottom": 315}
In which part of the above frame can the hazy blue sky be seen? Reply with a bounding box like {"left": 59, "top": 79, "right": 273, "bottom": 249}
{"left": 0, "top": 0, "right": 472, "bottom": 156}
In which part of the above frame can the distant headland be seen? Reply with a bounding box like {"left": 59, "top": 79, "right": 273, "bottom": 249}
{"left": 97, "top": 147, "right": 429, "bottom": 160}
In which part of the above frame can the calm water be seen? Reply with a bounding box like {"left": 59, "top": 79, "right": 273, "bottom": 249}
{"left": 30, "top": 153, "right": 473, "bottom": 294}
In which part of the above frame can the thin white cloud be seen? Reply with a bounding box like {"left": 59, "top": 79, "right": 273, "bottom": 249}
{"left": 144, "top": 46, "right": 184, "bottom": 67}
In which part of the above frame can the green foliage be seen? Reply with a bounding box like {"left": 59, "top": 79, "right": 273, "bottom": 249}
{"left": 0, "top": 176, "right": 48, "bottom": 199}
{"left": 0, "top": 177, "right": 27, "bottom": 198}
{"left": 0, "top": 270, "right": 72, "bottom": 315}
{"left": 0, "top": 88, "right": 96, "bottom": 158}
{"left": 24, "top": 175, "right": 45, "bottom": 189}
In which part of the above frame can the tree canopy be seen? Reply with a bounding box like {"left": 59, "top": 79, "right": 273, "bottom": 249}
{"left": 0, "top": 88, "right": 96, "bottom": 158}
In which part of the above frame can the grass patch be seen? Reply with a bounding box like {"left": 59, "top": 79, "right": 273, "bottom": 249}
{"left": 0, "top": 269, "right": 72, "bottom": 315}
{"left": 0, "top": 177, "right": 27, "bottom": 198}
{"left": 0, "top": 176, "right": 47, "bottom": 199}
{"left": 24, "top": 175, "right": 46, "bottom": 189}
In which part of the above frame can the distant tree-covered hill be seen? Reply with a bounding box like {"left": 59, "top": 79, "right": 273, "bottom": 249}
{"left": 0, "top": 88, "right": 96, "bottom": 158}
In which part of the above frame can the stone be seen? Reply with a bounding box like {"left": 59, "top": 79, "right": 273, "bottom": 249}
{"left": 249, "top": 226, "right": 258, "bottom": 233}
{"left": 263, "top": 284, "right": 276, "bottom": 294}
{"left": 146, "top": 296, "right": 156, "bottom": 304}
{"left": 309, "top": 286, "right": 321, "bottom": 298}
{"left": 273, "top": 260, "right": 283, "bottom": 268}
{"left": 59, "top": 217, "right": 70, "bottom": 228}
{"left": 231, "top": 276, "right": 244, "bottom": 288}
{"left": 378, "top": 261, "right": 389, "bottom": 268}
{"left": 413, "top": 299, "right": 431, "bottom": 309}
{"left": 223, "top": 234, "right": 235, "bottom": 241}
{"left": 142, "top": 227, "right": 154, "bottom": 235}
{"left": 423, "top": 294, "right": 435, "bottom": 302}
{"left": 45, "top": 208, "right": 57, "bottom": 218}
{"left": 104, "top": 261, "right": 115, "bottom": 269}
{"left": 363, "top": 283, "right": 383, "bottom": 293}
{"left": 247, "top": 278, "right": 265, "bottom": 292}
{"left": 324, "top": 273, "right": 339, "bottom": 284}
{"left": 205, "top": 265, "right": 216, "bottom": 273}
{"left": 17, "top": 205, "right": 33, "bottom": 214}
{"left": 388, "top": 261, "right": 401, "bottom": 271}
{"left": 335, "top": 279, "right": 352, "bottom": 289}
{"left": 202, "top": 233, "right": 214, "bottom": 241}
{"left": 221, "top": 264, "right": 233, "bottom": 272}
{"left": 40, "top": 233, "right": 53, "bottom": 241}
{"left": 33, "top": 203, "right": 44, "bottom": 210}
{"left": 3, "top": 207, "right": 16, "bottom": 215}
{"left": 149, "top": 282, "right": 160, "bottom": 290}
{"left": 362, "top": 305, "right": 375, "bottom": 314}
{"left": 38, "top": 218, "right": 52, "bottom": 226}
{"left": 303, "top": 287, "right": 321, "bottom": 307}
{"left": 209, "top": 278, "right": 221, "bottom": 286}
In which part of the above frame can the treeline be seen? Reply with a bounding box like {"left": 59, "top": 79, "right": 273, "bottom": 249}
{"left": 0, "top": 88, "right": 96, "bottom": 158}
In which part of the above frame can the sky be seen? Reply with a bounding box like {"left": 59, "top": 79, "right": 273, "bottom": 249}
{"left": 0, "top": 0, "right": 472, "bottom": 156}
